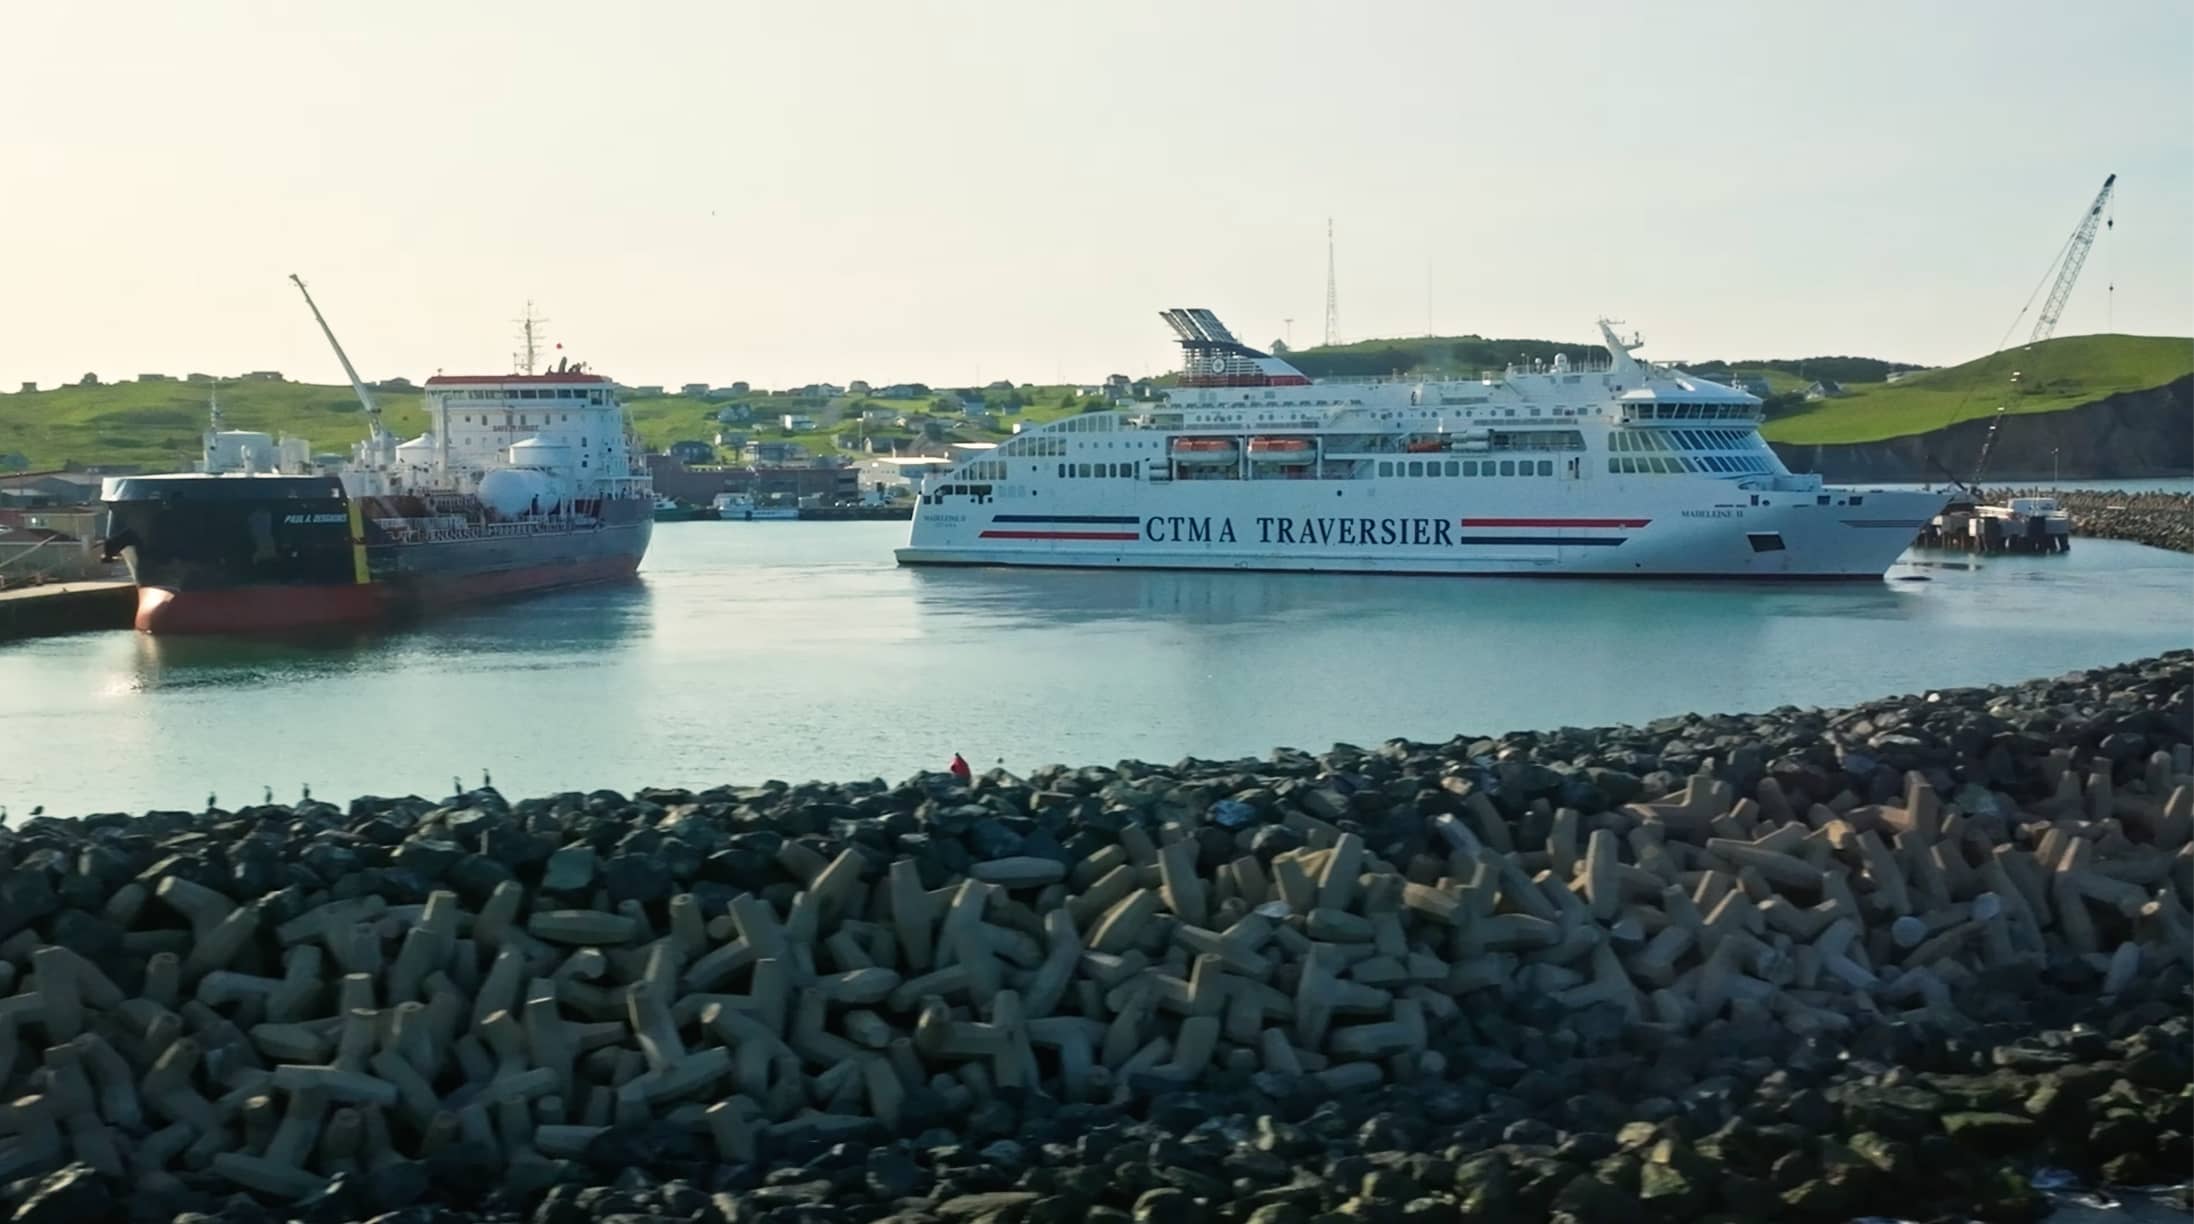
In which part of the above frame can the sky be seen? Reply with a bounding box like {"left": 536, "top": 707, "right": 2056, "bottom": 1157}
{"left": 2, "top": 1, "right": 2189, "bottom": 393}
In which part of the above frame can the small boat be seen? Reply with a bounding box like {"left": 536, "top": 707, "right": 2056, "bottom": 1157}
{"left": 1246, "top": 437, "right": 1316, "bottom": 464}
{"left": 714, "top": 492, "right": 800, "bottom": 521}
{"left": 1403, "top": 438, "right": 1447, "bottom": 454}
{"left": 1170, "top": 437, "right": 1239, "bottom": 465}
{"left": 653, "top": 495, "right": 706, "bottom": 522}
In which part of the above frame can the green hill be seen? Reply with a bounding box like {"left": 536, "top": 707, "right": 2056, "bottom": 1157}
{"left": 0, "top": 378, "right": 427, "bottom": 472}
{"left": 1276, "top": 336, "right": 1923, "bottom": 387}
{"left": 0, "top": 375, "right": 1113, "bottom": 472}
{"left": 1759, "top": 334, "right": 2194, "bottom": 446}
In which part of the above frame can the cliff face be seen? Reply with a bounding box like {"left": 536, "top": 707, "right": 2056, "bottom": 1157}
{"left": 1770, "top": 376, "right": 2193, "bottom": 482}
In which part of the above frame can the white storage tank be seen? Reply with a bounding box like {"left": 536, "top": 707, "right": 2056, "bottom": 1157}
{"left": 203, "top": 430, "right": 278, "bottom": 474}
{"left": 508, "top": 437, "right": 573, "bottom": 473}
{"left": 477, "top": 468, "right": 559, "bottom": 518}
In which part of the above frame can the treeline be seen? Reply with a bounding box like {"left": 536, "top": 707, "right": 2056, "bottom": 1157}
{"left": 1279, "top": 336, "right": 1922, "bottom": 384}
{"left": 1282, "top": 336, "right": 1587, "bottom": 378}
{"left": 1690, "top": 356, "right": 1925, "bottom": 384}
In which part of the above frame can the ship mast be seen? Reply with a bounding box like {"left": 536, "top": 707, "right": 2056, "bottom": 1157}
{"left": 514, "top": 301, "right": 549, "bottom": 375}
{"left": 288, "top": 274, "right": 387, "bottom": 443}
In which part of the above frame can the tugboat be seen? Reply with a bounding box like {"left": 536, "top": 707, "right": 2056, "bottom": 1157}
{"left": 99, "top": 278, "right": 653, "bottom": 634}
{"left": 653, "top": 494, "right": 708, "bottom": 522}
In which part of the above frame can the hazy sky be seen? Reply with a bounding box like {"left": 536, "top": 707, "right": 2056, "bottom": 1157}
{"left": 4, "top": 1, "right": 2188, "bottom": 393}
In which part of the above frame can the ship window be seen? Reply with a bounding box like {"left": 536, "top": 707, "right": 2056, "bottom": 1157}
{"left": 1537, "top": 460, "right": 1553, "bottom": 476}
{"left": 1849, "top": 495, "right": 1864, "bottom": 506}
{"left": 1123, "top": 465, "right": 1135, "bottom": 480}
{"left": 1609, "top": 458, "right": 1621, "bottom": 473}
{"left": 1478, "top": 462, "right": 1495, "bottom": 477}
{"left": 1378, "top": 462, "right": 1392, "bottom": 476}
{"left": 1407, "top": 461, "right": 1423, "bottom": 476}
{"left": 1057, "top": 463, "right": 1065, "bottom": 477}
{"left": 1499, "top": 460, "right": 1515, "bottom": 476}
{"left": 1445, "top": 461, "right": 1459, "bottom": 476}
{"left": 1463, "top": 461, "right": 1478, "bottom": 476}
{"left": 1079, "top": 463, "right": 1092, "bottom": 477}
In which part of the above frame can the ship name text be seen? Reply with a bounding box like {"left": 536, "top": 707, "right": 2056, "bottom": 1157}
{"left": 1144, "top": 515, "right": 1459, "bottom": 546}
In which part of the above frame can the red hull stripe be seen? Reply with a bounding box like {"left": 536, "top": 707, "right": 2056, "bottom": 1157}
{"left": 1458, "top": 517, "right": 1650, "bottom": 529}
{"left": 979, "top": 530, "right": 1140, "bottom": 541}
{"left": 135, "top": 555, "right": 641, "bottom": 635}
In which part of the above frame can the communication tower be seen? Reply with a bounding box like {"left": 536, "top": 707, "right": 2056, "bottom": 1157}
{"left": 1323, "top": 218, "right": 1340, "bottom": 347}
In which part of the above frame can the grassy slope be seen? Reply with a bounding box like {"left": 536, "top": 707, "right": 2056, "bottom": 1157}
{"left": 0, "top": 378, "right": 1113, "bottom": 472}
{"left": 1760, "top": 334, "right": 2194, "bottom": 445}
{"left": 0, "top": 380, "right": 426, "bottom": 471}
{"left": 12, "top": 333, "right": 2183, "bottom": 467}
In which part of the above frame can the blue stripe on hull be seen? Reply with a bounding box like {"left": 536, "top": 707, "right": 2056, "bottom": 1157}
{"left": 990, "top": 514, "right": 1142, "bottom": 525}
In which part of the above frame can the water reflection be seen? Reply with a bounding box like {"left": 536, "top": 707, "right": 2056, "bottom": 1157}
{"left": 122, "top": 579, "right": 657, "bottom": 691}
{"left": 907, "top": 563, "right": 1917, "bottom": 630}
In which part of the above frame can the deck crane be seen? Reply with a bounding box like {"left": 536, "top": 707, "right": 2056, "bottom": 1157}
{"left": 1962, "top": 174, "right": 2117, "bottom": 489}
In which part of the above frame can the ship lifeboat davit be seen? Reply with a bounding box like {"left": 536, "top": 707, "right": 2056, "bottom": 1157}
{"left": 1170, "top": 437, "right": 1239, "bottom": 465}
{"left": 1246, "top": 437, "right": 1316, "bottom": 464}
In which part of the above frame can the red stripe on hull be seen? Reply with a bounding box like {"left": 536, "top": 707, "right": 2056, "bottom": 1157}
{"left": 135, "top": 555, "right": 643, "bottom": 635}
{"left": 978, "top": 530, "right": 1140, "bottom": 541}
{"left": 1457, "top": 517, "right": 1650, "bottom": 528}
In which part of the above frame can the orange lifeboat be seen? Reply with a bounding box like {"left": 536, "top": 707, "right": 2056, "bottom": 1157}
{"left": 1403, "top": 437, "right": 1448, "bottom": 453}
{"left": 1246, "top": 437, "right": 1315, "bottom": 465}
{"left": 1170, "top": 437, "right": 1240, "bottom": 465}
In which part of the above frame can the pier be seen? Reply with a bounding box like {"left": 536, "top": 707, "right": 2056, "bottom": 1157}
{"left": 1994, "top": 487, "right": 2194, "bottom": 554}
{"left": 0, "top": 579, "right": 133, "bottom": 641}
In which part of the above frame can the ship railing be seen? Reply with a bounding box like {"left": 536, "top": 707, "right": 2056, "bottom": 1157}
{"left": 372, "top": 516, "right": 600, "bottom": 545}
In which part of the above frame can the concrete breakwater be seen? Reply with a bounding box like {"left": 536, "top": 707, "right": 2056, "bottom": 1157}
{"left": 1990, "top": 489, "right": 2194, "bottom": 555}
{"left": 0, "top": 654, "right": 2189, "bottom": 1223}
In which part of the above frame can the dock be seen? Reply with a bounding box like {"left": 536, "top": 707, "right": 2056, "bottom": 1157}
{"left": 1915, "top": 496, "right": 2072, "bottom": 554}
{"left": 0, "top": 581, "right": 135, "bottom": 641}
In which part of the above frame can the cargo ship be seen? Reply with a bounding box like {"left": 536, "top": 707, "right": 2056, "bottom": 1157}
{"left": 99, "top": 278, "right": 652, "bottom": 634}
{"left": 896, "top": 309, "right": 1947, "bottom": 578}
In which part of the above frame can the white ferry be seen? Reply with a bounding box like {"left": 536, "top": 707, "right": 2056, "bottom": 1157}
{"left": 895, "top": 310, "right": 1946, "bottom": 578}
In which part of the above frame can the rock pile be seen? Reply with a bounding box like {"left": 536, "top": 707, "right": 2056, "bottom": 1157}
{"left": 1, "top": 651, "right": 2190, "bottom": 1223}
{"left": 1991, "top": 488, "right": 2194, "bottom": 554}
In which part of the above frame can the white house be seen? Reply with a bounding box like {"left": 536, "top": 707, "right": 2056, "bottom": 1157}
{"left": 780, "top": 413, "right": 817, "bottom": 431}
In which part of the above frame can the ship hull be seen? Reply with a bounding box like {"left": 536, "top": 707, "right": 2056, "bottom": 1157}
{"left": 130, "top": 535, "right": 649, "bottom": 634}
{"left": 103, "top": 476, "right": 652, "bottom": 635}
{"left": 896, "top": 485, "right": 1945, "bottom": 579}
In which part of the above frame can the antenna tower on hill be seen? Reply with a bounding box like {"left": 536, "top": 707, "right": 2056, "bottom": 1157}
{"left": 1323, "top": 218, "right": 1341, "bottom": 347}
{"left": 514, "top": 301, "right": 550, "bottom": 375}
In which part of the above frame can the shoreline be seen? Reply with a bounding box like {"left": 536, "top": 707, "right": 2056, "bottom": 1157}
{"left": 0, "top": 653, "right": 2189, "bottom": 1222}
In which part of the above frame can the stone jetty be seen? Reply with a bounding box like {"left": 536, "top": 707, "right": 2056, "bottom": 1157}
{"left": 1, "top": 653, "right": 2189, "bottom": 1223}
{"left": 1991, "top": 488, "right": 2194, "bottom": 555}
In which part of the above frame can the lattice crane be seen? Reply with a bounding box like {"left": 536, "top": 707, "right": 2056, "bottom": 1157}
{"left": 2029, "top": 174, "right": 2115, "bottom": 344}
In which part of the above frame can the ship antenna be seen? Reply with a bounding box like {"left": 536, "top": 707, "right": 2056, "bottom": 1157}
{"left": 514, "top": 301, "right": 549, "bottom": 375}
{"left": 288, "top": 274, "right": 385, "bottom": 440}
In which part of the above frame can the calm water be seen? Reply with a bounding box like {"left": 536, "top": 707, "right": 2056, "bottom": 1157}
{"left": 1, "top": 524, "right": 2189, "bottom": 816}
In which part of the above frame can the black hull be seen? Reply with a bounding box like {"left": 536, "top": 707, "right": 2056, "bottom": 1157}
{"left": 101, "top": 477, "right": 653, "bottom": 633}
